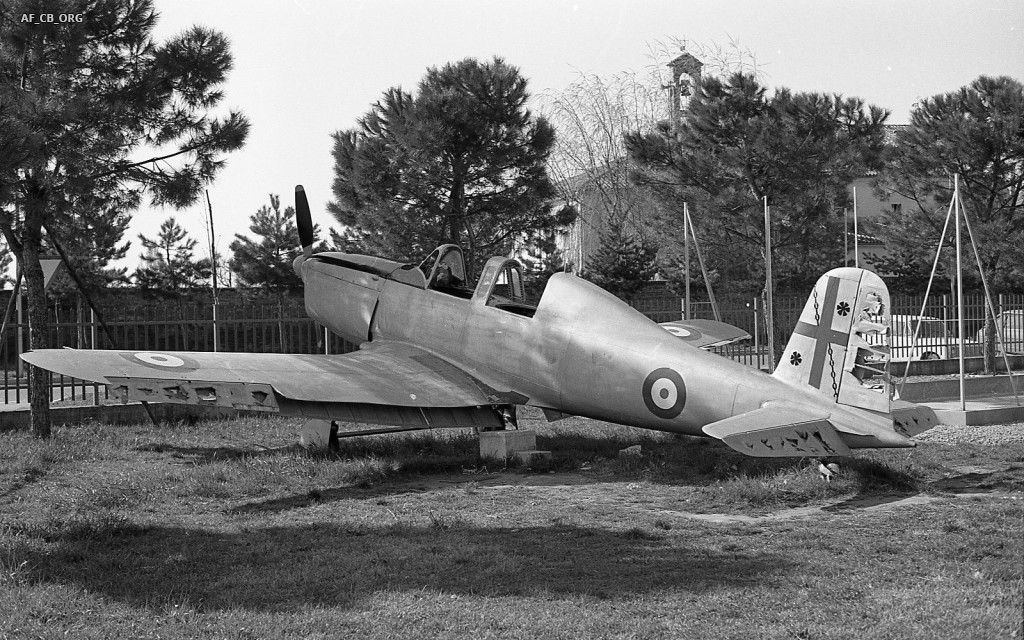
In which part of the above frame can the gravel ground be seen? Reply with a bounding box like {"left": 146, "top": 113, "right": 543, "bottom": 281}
{"left": 916, "top": 422, "right": 1024, "bottom": 446}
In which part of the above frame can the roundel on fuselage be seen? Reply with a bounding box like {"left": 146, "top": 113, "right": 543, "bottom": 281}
{"left": 642, "top": 367, "right": 686, "bottom": 419}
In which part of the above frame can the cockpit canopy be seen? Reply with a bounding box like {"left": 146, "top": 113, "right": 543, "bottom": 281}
{"left": 416, "top": 245, "right": 536, "bottom": 316}
{"left": 473, "top": 256, "right": 535, "bottom": 316}
{"left": 419, "top": 244, "right": 468, "bottom": 291}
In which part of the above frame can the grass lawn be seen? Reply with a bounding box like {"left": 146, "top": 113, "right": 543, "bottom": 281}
{"left": 1, "top": 409, "right": 1022, "bottom": 639}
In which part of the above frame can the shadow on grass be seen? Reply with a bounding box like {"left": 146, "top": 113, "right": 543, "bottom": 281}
{"left": 135, "top": 442, "right": 301, "bottom": 461}
{"left": 135, "top": 429, "right": 482, "bottom": 466}
{"left": 135, "top": 427, "right": 932, "bottom": 517}
{"left": 15, "top": 520, "right": 792, "bottom": 612}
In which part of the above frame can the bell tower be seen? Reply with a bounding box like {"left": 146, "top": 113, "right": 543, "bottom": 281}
{"left": 666, "top": 51, "right": 704, "bottom": 123}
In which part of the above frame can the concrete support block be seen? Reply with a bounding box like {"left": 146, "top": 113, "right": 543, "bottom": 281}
{"left": 513, "top": 450, "right": 552, "bottom": 466}
{"left": 479, "top": 429, "right": 537, "bottom": 460}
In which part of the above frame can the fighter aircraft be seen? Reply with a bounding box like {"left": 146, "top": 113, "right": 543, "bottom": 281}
{"left": 23, "top": 186, "right": 937, "bottom": 457}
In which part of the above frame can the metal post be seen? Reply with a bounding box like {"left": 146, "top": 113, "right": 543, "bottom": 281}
{"left": 853, "top": 187, "right": 860, "bottom": 268}
{"left": 685, "top": 205, "right": 721, "bottom": 322}
{"left": 763, "top": 196, "right": 776, "bottom": 371}
{"left": 683, "top": 202, "right": 690, "bottom": 320}
{"left": 955, "top": 175, "right": 966, "bottom": 410}
{"left": 90, "top": 307, "right": 99, "bottom": 406}
{"left": 15, "top": 278, "right": 22, "bottom": 380}
{"left": 844, "top": 207, "right": 849, "bottom": 267}
{"left": 752, "top": 297, "right": 761, "bottom": 370}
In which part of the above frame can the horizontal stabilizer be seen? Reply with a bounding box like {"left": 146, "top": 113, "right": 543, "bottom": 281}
{"left": 659, "top": 319, "right": 751, "bottom": 349}
{"left": 890, "top": 400, "right": 939, "bottom": 437}
{"left": 702, "top": 406, "right": 852, "bottom": 458}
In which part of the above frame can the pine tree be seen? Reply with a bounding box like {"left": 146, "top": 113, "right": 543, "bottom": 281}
{"left": 0, "top": 0, "right": 248, "bottom": 436}
{"left": 228, "top": 194, "right": 303, "bottom": 294}
{"left": 517, "top": 226, "right": 569, "bottom": 302}
{"left": 581, "top": 219, "right": 659, "bottom": 304}
{"left": 329, "top": 57, "right": 564, "bottom": 276}
{"left": 135, "top": 217, "right": 211, "bottom": 295}
{"left": 44, "top": 191, "right": 132, "bottom": 296}
{"left": 874, "top": 75, "right": 1024, "bottom": 293}
{"left": 627, "top": 72, "right": 887, "bottom": 294}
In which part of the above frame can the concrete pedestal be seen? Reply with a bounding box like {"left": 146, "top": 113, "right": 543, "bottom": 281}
{"left": 479, "top": 429, "right": 550, "bottom": 465}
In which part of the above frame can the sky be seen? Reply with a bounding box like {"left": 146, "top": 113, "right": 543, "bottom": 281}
{"left": 119, "top": 0, "right": 1024, "bottom": 271}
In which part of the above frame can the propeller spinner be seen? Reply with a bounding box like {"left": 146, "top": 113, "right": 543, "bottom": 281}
{"left": 293, "top": 185, "right": 315, "bottom": 276}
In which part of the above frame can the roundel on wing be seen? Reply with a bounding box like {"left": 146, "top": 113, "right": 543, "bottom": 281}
{"left": 119, "top": 351, "right": 201, "bottom": 372}
{"left": 662, "top": 324, "right": 703, "bottom": 341}
{"left": 642, "top": 367, "right": 686, "bottom": 419}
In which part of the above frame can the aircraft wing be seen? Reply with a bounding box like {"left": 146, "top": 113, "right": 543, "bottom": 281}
{"left": 21, "top": 341, "right": 502, "bottom": 411}
{"left": 659, "top": 319, "right": 751, "bottom": 349}
{"left": 702, "top": 406, "right": 852, "bottom": 457}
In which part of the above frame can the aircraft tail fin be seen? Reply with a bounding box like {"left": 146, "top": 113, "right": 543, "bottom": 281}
{"left": 772, "top": 267, "right": 891, "bottom": 415}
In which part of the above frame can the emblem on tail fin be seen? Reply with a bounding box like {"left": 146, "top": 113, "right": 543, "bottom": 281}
{"left": 774, "top": 268, "right": 891, "bottom": 413}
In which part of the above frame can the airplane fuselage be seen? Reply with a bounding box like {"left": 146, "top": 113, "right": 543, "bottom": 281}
{"left": 300, "top": 253, "right": 902, "bottom": 447}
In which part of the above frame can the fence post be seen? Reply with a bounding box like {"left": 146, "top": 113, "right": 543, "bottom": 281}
{"left": 752, "top": 296, "right": 761, "bottom": 370}
{"left": 15, "top": 286, "right": 23, "bottom": 380}
{"left": 942, "top": 294, "right": 950, "bottom": 356}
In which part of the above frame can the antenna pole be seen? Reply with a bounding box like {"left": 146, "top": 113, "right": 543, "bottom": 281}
{"left": 764, "top": 196, "right": 775, "bottom": 371}
{"left": 206, "top": 190, "right": 219, "bottom": 353}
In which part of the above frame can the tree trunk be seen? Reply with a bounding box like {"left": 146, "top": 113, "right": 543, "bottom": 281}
{"left": 21, "top": 191, "right": 51, "bottom": 438}
{"left": 983, "top": 315, "right": 996, "bottom": 375}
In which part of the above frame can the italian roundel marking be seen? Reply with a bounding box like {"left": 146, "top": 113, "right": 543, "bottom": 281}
{"left": 120, "top": 352, "right": 200, "bottom": 372}
{"left": 662, "top": 324, "right": 703, "bottom": 341}
{"left": 642, "top": 367, "right": 686, "bottom": 419}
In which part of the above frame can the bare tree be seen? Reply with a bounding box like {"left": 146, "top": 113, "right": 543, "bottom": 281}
{"left": 537, "top": 37, "right": 761, "bottom": 274}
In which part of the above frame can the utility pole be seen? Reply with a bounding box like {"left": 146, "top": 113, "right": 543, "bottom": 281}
{"left": 764, "top": 196, "right": 775, "bottom": 371}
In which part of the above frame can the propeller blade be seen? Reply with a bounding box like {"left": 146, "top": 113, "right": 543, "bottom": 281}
{"left": 295, "top": 185, "right": 314, "bottom": 258}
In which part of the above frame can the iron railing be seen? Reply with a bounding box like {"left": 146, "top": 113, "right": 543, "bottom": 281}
{"left": 3, "top": 290, "right": 1023, "bottom": 404}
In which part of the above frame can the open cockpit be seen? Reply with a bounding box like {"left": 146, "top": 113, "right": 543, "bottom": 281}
{"left": 416, "top": 245, "right": 538, "bottom": 317}
{"left": 418, "top": 245, "right": 474, "bottom": 299}
{"left": 310, "top": 244, "right": 542, "bottom": 319}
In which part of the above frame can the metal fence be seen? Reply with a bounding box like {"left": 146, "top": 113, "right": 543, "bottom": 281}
{"left": 3, "top": 289, "right": 1024, "bottom": 404}
{"left": 631, "top": 286, "right": 1024, "bottom": 368}
{"left": 1, "top": 296, "right": 356, "bottom": 404}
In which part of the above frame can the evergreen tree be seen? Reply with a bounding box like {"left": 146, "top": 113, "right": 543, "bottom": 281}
{"left": 135, "top": 217, "right": 211, "bottom": 295}
{"left": 581, "top": 219, "right": 659, "bottom": 303}
{"left": 329, "top": 57, "right": 565, "bottom": 276}
{"left": 44, "top": 190, "right": 132, "bottom": 296}
{"left": 228, "top": 194, "right": 303, "bottom": 294}
{"left": 627, "top": 72, "right": 888, "bottom": 294}
{"left": 0, "top": 0, "right": 248, "bottom": 436}
{"left": 517, "top": 226, "right": 569, "bottom": 302}
{"left": 874, "top": 75, "right": 1024, "bottom": 293}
